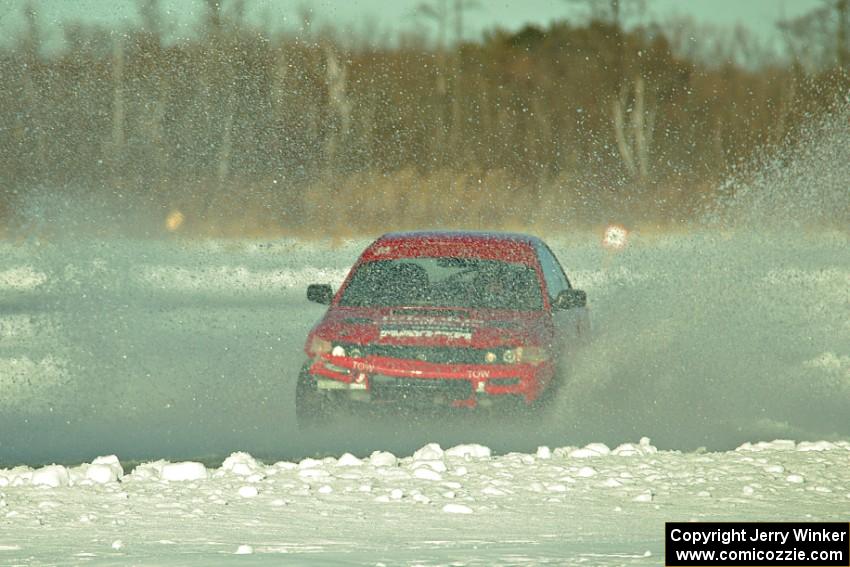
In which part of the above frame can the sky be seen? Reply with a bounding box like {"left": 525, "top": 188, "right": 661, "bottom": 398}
{"left": 0, "top": 0, "right": 825, "bottom": 51}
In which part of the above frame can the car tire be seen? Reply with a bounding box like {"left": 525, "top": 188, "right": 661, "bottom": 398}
{"left": 533, "top": 378, "right": 559, "bottom": 411}
{"left": 295, "top": 363, "right": 335, "bottom": 430}
{"left": 532, "top": 364, "right": 568, "bottom": 415}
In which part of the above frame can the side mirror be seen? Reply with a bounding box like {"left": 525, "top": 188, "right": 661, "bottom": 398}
{"left": 307, "top": 284, "right": 334, "bottom": 305}
{"left": 554, "top": 289, "right": 586, "bottom": 310}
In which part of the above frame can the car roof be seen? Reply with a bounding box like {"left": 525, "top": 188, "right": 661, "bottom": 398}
{"left": 359, "top": 230, "right": 543, "bottom": 264}
{"left": 376, "top": 230, "right": 544, "bottom": 246}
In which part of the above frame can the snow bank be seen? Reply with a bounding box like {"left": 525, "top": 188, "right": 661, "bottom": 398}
{"left": 612, "top": 438, "right": 658, "bottom": 457}
{"left": 444, "top": 444, "right": 491, "bottom": 459}
{"left": 368, "top": 451, "right": 397, "bottom": 467}
{"left": 219, "top": 452, "right": 262, "bottom": 476}
{"left": 0, "top": 456, "right": 124, "bottom": 488}
{"left": 159, "top": 462, "right": 208, "bottom": 482}
{"left": 1, "top": 441, "right": 848, "bottom": 564}
{"left": 31, "top": 465, "right": 70, "bottom": 488}
{"left": 412, "top": 443, "right": 444, "bottom": 461}
{"left": 564, "top": 439, "right": 658, "bottom": 459}
{"left": 336, "top": 453, "right": 363, "bottom": 467}
{"left": 71, "top": 455, "right": 124, "bottom": 485}
{"left": 735, "top": 440, "right": 850, "bottom": 452}
{"left": 127, "top": 461, "right": 209, "bottom": 482}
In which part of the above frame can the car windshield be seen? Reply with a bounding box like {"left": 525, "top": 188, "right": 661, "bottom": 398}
{"left": 339, "top": 257, "right": 544, "bottom": 310}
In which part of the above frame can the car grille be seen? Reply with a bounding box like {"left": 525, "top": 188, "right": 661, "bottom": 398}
{"left": 354, "top": 344, "right": 503, "bottom": 365}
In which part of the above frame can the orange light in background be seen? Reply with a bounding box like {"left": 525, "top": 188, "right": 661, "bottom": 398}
{"left": 165, "top": 210, "right": 185, "bottom": 232}
{"left": 602, "top": 224, "right": 629, "bottom": 251}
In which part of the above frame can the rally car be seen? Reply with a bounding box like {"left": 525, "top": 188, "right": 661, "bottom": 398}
{"left": 296, "top": 231, "right": 589, "bottom": 427}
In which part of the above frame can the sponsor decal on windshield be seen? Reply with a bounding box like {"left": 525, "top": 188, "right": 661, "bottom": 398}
{"left": 379, "top": 315, "right": 475, "bottom": 340}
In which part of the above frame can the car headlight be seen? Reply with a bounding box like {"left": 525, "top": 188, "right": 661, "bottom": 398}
{"left": 518, "top": 346, "right": 549, "bottom": 364}
{"left": 308, "top": 336, "right": 332, "bottom": 356}
{"left": 331, "top": 345, "right": 346, "bottom": 357}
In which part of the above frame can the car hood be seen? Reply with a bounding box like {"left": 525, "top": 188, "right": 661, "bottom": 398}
{"left": 311, "top": 306, "right": 551, "bottom": 349}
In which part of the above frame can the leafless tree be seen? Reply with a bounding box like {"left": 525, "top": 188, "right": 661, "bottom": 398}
{"left": 778, "top": 0, "right": 849, "bottom": 71}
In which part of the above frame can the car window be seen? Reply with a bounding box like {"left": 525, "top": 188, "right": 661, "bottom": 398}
{"left": 535, "top": 243, "right": 571, "bottom": 298}
{"left": 339, "top": 258, "right": 544, "bottom": 311}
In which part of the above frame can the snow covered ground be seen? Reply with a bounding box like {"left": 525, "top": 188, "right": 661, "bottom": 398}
{"left": 0, "top": 233, "right": 848, "bottom": 563}
{"left": 2, "top": 439, "right": 849, "bottom": 565}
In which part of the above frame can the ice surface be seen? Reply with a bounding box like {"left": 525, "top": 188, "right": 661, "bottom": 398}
{"left": 1, "top": 231, "right": 848, "bottom": 466}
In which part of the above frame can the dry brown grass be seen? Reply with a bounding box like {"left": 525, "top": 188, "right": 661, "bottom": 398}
{"left": 147, "top": 170, "right": 715, "bottom": 241}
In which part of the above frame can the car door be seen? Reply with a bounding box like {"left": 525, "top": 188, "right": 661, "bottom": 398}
{"left": 535, "top": 242, "right": 586, "bottom": 362}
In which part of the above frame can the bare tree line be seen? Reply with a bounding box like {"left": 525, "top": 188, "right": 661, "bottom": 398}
{"left": 0, "top": 0, "right": 846, "bottom": 236}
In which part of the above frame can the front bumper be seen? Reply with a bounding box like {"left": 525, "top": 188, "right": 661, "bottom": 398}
{"left": 307, "top": 354, "right": 551, "bottom": 408}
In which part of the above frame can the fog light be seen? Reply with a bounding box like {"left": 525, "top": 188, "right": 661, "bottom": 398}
{"left": 518, "top": 346, "right": 548, "bottom": 364}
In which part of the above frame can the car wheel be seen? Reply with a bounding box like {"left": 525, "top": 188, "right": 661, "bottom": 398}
{"left": 295, "top": 363, "right": 335, "bottom": 430}
{"left": 533, "top": 379, "right": 559, "bottom": 410}
{"left": 532, "top": 367, "right": 566, "bottom": 414}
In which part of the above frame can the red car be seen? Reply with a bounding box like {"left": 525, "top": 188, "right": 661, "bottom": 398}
{"left": 297, "top": 231, "right": 589, "bottom": 427}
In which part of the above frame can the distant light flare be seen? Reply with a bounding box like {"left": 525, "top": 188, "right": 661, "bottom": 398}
{"left": 602, "top": 224, "right": 629, "bottom": 251}
{"left": 165, "top": 210, "right": 185, "bottom": 232}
